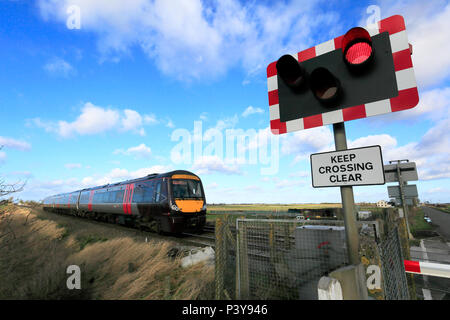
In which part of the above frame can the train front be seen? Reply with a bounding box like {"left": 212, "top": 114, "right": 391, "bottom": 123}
{"left": 168, "top": 173, "right": 206, "bottom": 233}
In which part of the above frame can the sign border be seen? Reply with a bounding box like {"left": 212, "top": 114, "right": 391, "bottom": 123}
{"left": 310, "top": 145, "right": 385, "bottom": 188}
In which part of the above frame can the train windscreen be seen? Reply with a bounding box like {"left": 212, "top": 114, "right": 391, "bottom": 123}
{"left": 171, "top": 179, "right": 203, "bottom": 199}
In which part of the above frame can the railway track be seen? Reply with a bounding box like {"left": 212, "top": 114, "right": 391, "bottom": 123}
{"left": 180, "top": 231, "right": 215, "bottom": 248}
{"left": 21, "top": 205, "right": 217, "bottom": 248}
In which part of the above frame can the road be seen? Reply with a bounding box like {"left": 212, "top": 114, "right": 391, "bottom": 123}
{"left": 422, "top": 206, "right": 450, "bottom": 241}
{"left": 409, "top": 206, "right": 450, "bottom": 300}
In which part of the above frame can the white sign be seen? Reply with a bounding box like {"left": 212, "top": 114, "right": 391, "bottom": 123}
{"left": 384, "top": 162, "right": 418, "bottom": 182}
{"left": 310, "top": 145, "right": 385, "bottom": 187}
{"left": 387, "top": 185, "right": 418, "bottom": 198}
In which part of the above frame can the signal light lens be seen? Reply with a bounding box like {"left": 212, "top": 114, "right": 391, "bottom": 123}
{"left": 342, "top": 27, "right": 373, "bottom": 67}
{"left": 276, "top": 54, "right": 305, "bottom": 88}
{"left": 345, "top": 42, "right": 372, "bottom": 65}
{"left": 310, "top": 68, "right": 340, "bottom": 102}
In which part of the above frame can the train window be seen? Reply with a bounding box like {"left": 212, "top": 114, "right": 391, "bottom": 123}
{"left": 155, "top": 181, "right": 161, "bottom": 203}
{"left": 80, "top": 192, "right": 90, "bottom": 204}
{"left": 107, "top": 191, "right": 115, "bottom": 203}
{"left": 132, "top": 181, "right": 155, "bottom": 203}
{"left": 143, "top": 181, "right": 155, "bottom": 203}
{"left": 115, "top": 190, "right": 124, "bottom": 203}
{"left": 172, "top": 179, "right": 203, "bottom": 199}
{"left": 132, "top": 187, "right": 144, "bottom": 203}
{"left": 93, "top": 191, "right": 105, "bottom": 204}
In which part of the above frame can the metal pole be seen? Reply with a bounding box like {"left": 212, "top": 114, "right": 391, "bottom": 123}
{"left": 395, "top": 163, "right": 412, "bottom": 239}
{"left": 332, "top": 122, "right": 360, "bottom": 265}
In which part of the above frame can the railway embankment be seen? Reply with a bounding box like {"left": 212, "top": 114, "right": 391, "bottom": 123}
{"left": 0, "top": 204, "right": 214, "bottom": 299}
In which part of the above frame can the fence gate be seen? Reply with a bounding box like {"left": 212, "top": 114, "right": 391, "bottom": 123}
{"left": 215, "top": 211, "right": 411, "bottom": 300}
{"left": 236, "top": 218, "right": 349, "bottom": 300}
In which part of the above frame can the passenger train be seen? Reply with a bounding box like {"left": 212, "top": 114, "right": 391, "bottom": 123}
{"left": 42, "top": 170, "right": 206, "bottom": 233}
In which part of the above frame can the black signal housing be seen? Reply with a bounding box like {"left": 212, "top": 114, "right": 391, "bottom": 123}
{"left": 276, "top": 54, "right": 307, "bottom": 89}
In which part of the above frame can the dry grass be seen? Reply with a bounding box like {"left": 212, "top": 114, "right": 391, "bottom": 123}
{"left": 0, "top": 205, "right": 214, "bottom": 300}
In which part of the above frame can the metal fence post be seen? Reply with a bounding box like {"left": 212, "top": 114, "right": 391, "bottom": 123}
{"left": 238, "top": 220, "right": 250, "bottom": 299}
{"left": 215, "top": 217, "right": 224, "bottom": 300}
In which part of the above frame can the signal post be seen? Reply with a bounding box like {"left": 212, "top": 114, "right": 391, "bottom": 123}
{"left": 266, "top": 15, "right": 419, "bottom": 299}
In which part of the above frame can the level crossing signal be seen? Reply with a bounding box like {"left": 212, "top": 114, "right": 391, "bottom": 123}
{"left": 267, "top": 15, "right": 419, "bottom": 134}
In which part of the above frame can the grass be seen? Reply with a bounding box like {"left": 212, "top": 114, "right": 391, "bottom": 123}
{"left": 409, "top": 239, "right": 421, "bottom": 247}
{"left": 0, "top": 206, "right": 214, "bottom": 300}
{"left": 208, "top": 203, "right": 342, "bottom": 212}
{"left": 206, "top": 203, "right": 343, "bottom": 221}
{"left": 433, "top": 205, "right": 450, "bottom": 214}
{"left": 77, "top": 235, "right": 108, "bottom": 250}
{"left": 408, "top": 207, "right": 433, "bottom": 237}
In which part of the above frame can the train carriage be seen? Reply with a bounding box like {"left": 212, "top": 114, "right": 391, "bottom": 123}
{"left": 42, "top": 170, "right": 207, "bottom": 233}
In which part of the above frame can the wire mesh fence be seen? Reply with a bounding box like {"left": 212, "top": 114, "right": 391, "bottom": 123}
{"left": 378, "top": 226, "right": 410, "bottom": 300}
{"left": 214, "top": 208, "right": 412, "bottom": 300}
{"left": 236, "top": 219, "right": 348, "bottom": 300}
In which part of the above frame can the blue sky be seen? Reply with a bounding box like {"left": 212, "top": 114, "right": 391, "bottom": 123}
{"left": 1, "top": 0, "right": 449, "bottom": 203}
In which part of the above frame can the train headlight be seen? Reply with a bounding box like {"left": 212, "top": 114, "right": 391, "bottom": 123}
{"left": 170, "top": 204, "right": 180, "bottom": 212}
{"left": 202, "top": 203, "right": 207, "bottom": 211}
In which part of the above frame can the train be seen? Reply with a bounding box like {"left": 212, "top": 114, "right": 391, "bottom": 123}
{"left": 42, "top": 170, "right": 207, "bottom": 234}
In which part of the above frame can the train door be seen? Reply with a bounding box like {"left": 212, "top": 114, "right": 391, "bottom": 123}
{"left": 88, "top": 190, "right": 94, "bottom": 212}
{"left": 122, "top": 184, "right": 134, "bottom": 215}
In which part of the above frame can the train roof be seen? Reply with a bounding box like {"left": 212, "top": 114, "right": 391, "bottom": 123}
{"left": 45, "top": 170, "right": 200, "bottom": 198}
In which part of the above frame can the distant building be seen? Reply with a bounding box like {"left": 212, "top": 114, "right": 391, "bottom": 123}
{"left": 376, "top": 200, "right": 392, "bottom": 208}
{"left": 358, "top": 211, "right": 372, "bottom": 219}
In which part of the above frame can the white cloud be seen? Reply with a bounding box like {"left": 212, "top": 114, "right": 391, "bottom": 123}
{"left": 0, "top": 136, "right": 31, "bottom": 151}
{"left": 166, "top": 119, "right": 175, "bottom": 128}
{"left": 143, "top": 114, "right": 158, "bottom": 125}
{"left": 114, "top": 143, "right": 152, "bottom": 159}
{"left": 242, "top": 106, "right": 264, "bottom": 118}
{"left": 82, "top": 165, "right": 172, "bottom": 186}
{"left": 203, "top": 114, "right": 239, "bottom": 141}
{"left": 369, "top": 86, "right": 450, "bottom": 123}
{"left": 199, "top": 112, "right": 208, "bottom": 121}
{"left": 281, "top": 126, "right": 334, "bottom": 162}
{"left": 64, "top": 163, "right": 82, "bottom": 169}
{"left": 58, "top": 102, "right": 120, "bottom": 137}
{"left": 43, "top": 58, "right": 75, "bottom": 77}
{"left": 348, "top": 134, "right": 397, "bottom": 151}
{"left": 244, "top": 185, "right": 262, "bottom": 192}
{"left": 207, "top": 182, "right": 218, "bottom": 189}
{"left": 274, "top": 179, "right": 304, "bottom": 189}
{"left": 29, "top": 102, "right": 158, "bottom": 138}
{"left": 289, "top": 171, "right": 309, "bottom": 178}
{"left": 349, "top": 120, "right": 450, "bottom": 181}
{"left": 191, "top": 155, "right": 241, "bottom": 175}
{"left": 121, "top": 109, "right": 144, "bottom": 135}
{"left": 37, "top": 0, "right": 341, "bottom": 81}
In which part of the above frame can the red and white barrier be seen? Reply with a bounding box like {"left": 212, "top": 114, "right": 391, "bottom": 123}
{"left": 404, "top": 260, "right": 450, "bottom": 279}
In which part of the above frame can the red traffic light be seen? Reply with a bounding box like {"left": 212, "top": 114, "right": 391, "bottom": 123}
{"left": 342, "top": 27, "right": 373, "bottom": 67}
{"left": 276, "top": 55, "right": 306, "bottom": 88}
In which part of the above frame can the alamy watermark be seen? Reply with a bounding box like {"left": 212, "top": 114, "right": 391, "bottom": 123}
{"left": 66, "top": 265, "right": 81, "bottom": 289}
{"left": 366, "top": 5, "right": 381, "bottom": 30}
{"left": 66, "top": 5, "right": 81, "bottom": 30}
{"left": 170, "top": 121, "right": 279, "bottom": 175}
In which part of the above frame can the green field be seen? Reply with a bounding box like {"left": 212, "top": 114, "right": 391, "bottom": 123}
{"left": 432, "top": 205, "right": 450, "bottom": 214}
{"left": 409, "top": 207, "right": 433, "bottom": 240}
{"left": 207, "top": 203, "right": 342, "bottom": 212}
